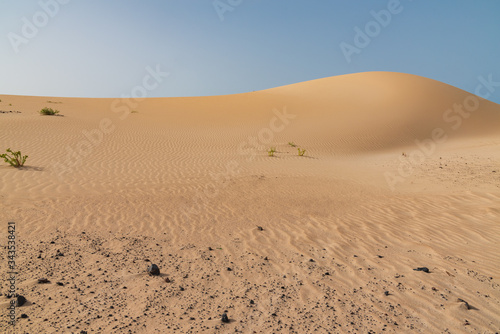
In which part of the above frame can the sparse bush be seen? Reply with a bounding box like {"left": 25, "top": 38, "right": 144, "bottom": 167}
{"left": 268, "top": 147, "right": 276, "bottom": 157}
{"left": 39, "top": 107, "right": 59, "bottom": 115}
{"left": 9, "top": 103, "right": 12, "bottom": 106}
{"left": 131, "top": 110, "right": 139, "bottom": 113}
{"left": 298, "top": 148, "right": 306, "bottom": 156}
{"left": 1, "top": 148, "right": 28, "bottom": 168}
{"left": 288, "top": 142, "right": 296, "bottom": 147}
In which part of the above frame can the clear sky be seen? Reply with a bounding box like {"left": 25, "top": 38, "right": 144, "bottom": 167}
{"left": 1, "top": 0, "right": 499, "bottom": 103}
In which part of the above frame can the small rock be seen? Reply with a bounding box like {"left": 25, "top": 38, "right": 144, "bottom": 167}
{"left": 257, "top": 226, "right": 264, "bottom": 231}
{"left": 38, "top": 278, "right": 50, "bottom": 284}
{"left": 17, "top": 295, "right": 27, "bottom": 307}
{"left": 413, "top": 267, "right": 430, "bottom": 273}
{"left": 56, "top": 282, "right": 64, "bottom": 286}
{"left": 464, "top": 319, "right": 470, "bottom": 326}
{"left": 227, "top": 267, "right": 232, "bottom": 271}
{"left": 457, "top": 298, "right": 471, "bottom": 310}
{"left": 147, "top": 264, "right": 160, "bottom": 276}
{"left": 384, "top": 291, "right": 390, "bottom": 296}
{"left": 20, "top": 314, "right": 28, "bottom": 319}
{"left": 250, "top": 300, "right": 255, "bottom": 305}
{"left": 221, "top": 313, "right": 229, "bottom": 323}
{"left": 208, "top": 247, "right": 213, "bottom": 251}
{"left": 309, "top": 259, "right": 315, "bottom": 263}
{"left": 165, "top": 278, "right": 171, "bottom": 283}
{"left": 377, "top": 255, "right": 384, "bottom": 258}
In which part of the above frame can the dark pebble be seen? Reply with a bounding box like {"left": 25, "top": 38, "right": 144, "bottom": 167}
{"left": 147, "top": 264, "right": 160, "bottom": 276}
{"left": 221, "top": 313, "right": 229, "bottom": 323}
{"left": 17, "top": 295, "right": 27, "bottom": 307}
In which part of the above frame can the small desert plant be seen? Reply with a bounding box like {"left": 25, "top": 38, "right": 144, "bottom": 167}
{"left": 1, "top": 148, "right": 28, "bottom": 168}
{"left": 9, "top": 103, "right": 12, "bottom": 106}
{"left": 39, "top": 107, "right": 59, "bottom": 115}
{"left": 298, "top": 148, "right": 306, "bottom": 156}
{"left": 288, "top": 141, "right": 296, "bottom": 147}
{"left": 268, "top": 147, "right": 276, "bottom": 157}
{"left": 131, "top": 110, "right": 139, "bottom": 113}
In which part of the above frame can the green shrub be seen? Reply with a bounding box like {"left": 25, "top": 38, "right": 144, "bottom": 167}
{"left": 298, "top": 148, "right": 306, "bottom": 156}
{"left": 39, "top": 107, "right": 59, "bottom": 115}
{"left": 288, "top": 142, "right": 296, "bottom": 147}
{"left": 268, "top": 147, "right": 276, "bottom": 157}
{"left": 1, "top": 148, "right": 28, "bottom": 168}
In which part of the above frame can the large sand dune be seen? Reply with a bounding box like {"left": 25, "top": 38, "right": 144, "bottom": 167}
{"left": 1, "top": 72, "right": 499, "bottom": 333}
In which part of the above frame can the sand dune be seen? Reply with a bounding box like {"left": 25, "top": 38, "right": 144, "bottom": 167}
{"left": 1, "top": 72, "right": 499, "bottom": 333}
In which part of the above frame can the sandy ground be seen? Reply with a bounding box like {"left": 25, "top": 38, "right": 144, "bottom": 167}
{"left": 0, "top": 72, "right": 499, "bottom": 333}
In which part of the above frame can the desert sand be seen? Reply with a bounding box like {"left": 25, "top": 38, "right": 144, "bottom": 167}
{"left": 0, "top": 72, "right": 499, "bottom": 333}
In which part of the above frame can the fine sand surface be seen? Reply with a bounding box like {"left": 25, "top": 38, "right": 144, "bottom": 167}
{"left": 0, "top": 72, "right": 499, "bottom": 333}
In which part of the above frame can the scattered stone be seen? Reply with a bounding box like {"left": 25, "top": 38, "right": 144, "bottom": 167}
{"left": 165, "top": 278, "right": 171, "bottom": 283}
{"left": 324, "top": 272, "right": 330, "bottom": 276}
{"left": 56, "top": 250, "right": 64, "bottom": 256}
{"left": 147, "top": 264, "right": 160, "bottom": 276}
{"left": 309, "top": 259, "right": 315, "bottom": 263}
{"left": 17, "top": 295, "right": 27, "bottom": 307}
{"left": 56, "top": 282, "right": 64, "bottom": 286}
{"left": 413, "top": 267, "right": 430, "bottom": 273}
{"left": 208, "top": 247, "right": 213, "bottom": 251}
{"left": 180, "top": 286, "right": 185, "bottom": 291}
{"left": 384, "top": 291, "right": 390, "bottom": 296}
{"left": 264, "top": 257, "right": 269, "bottom": 261}
{"left": 20, "top": 314, "right": 28, "bottom": 319}
{"left": 227, "top": 267, "right": 232, "bottom": 271}
{"left": 257, "top": 226, "right": 264, "bottom": 231}
{"left": 221, "top": 313, "right": 229, "bottom": 323}
{"left": 250, "top": 299, "right": 255, "bottom": 305}
{"left": 38, "top": 278, "right": 50, "bottom": 284}
{"left": 377, "top": 255, "right": 384, "bottom": 258}
{"left": 464, "top": 319, "right": 470, "bottom": 326}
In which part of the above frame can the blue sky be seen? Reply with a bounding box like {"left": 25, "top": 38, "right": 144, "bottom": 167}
{"left": 1, "top": 0, "right": 499, "bottom": 103}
